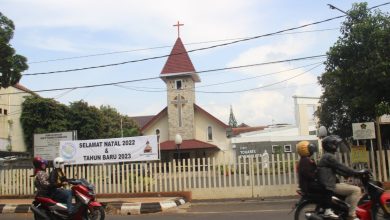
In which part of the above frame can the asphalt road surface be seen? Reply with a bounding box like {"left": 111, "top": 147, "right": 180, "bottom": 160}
{"left": 1, "top": 198, "right": 297, "bottom": 220}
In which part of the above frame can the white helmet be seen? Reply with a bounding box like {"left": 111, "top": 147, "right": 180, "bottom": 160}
{"left": 53, "top": 157, "right": 65, "bottom": 169}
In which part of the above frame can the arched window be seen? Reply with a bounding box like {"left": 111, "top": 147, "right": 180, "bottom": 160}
{"left": 207, "top": 126, "right": 213, "bottom": 141}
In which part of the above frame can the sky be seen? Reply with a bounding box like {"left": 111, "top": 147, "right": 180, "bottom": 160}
{"left": 2, "top": 0, "right": 390, "bottom": 127}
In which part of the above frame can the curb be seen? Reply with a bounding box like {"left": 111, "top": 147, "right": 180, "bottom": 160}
{"left": 0, "top": 198, "right": 186, "bottom": 215}
{"left": 111, "top": 198, "right": 187, "bottom": 215}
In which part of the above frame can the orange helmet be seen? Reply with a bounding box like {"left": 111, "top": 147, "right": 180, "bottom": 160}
{"left": 297, "top": 141, "right": 316, "bottom": 157}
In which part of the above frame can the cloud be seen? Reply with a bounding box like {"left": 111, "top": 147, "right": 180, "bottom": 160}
{"left": 6, "top": 0, "right": 264, "bottom": 41}
{"left": 26, "top": 35, "right": 81, "bottom": 53}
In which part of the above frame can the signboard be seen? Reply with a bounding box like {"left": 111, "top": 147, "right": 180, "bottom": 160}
{"left": 350, "top": 145, "right": 369, "bottom": 164}
{"left": 352, "top": 122, "right": 376, "bottom": 140}
{"left": 34, "top": 131, "right": 76, "bottom": 161}
{"left": 237, "top": 146, "right": 259, "bottom": 156}
{"left": 380, "top": 114, "right": 390, "bottom": 124}
{"left": 0, "top": 138, "right": 10, "bottom": 151}
{"left": 60, "top": 135, "right": 158, "bottom": 165}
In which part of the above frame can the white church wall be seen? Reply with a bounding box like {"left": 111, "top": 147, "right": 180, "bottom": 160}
{"left": 142, "top": 114, "right": 169, "bottom": 143}
{"left": 194, "top": 110, "right": 233, "bottom": 160}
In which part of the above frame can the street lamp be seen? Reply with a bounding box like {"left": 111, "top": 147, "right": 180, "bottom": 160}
{"left": 175, "top": 134, "right": 182, "bottom": 161}
{"left": 327, "top": 4, "right": 348, "bottom": 15}
{"left": 156, "top": 129, "right": 160, "bottom": 160}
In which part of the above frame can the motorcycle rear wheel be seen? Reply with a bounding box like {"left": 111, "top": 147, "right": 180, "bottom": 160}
{"left": 373, "top": 206, "right": 390, "bottom": 220}
{"left": 88, "top": 206, "right": 105, "bottom": 220}
{"left": 294, "top": 201, "right": 320, "bottom": 220}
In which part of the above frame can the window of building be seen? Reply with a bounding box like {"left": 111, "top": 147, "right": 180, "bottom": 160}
{"left": 175, "top": 80, "right": 183, "bottom": 90}
{"left": 207, "top": 126, "right": 213, "bottom": 141}
{"left": 3, "top": 109, "right": 7, "bottom": 115}
{"left": 284, "top": 144, "right": 292, "bottom": 153}
{"left": 272, "top": 145, "right": 282, "bottom": 154}
{"left": 0, "top": 108, "right": 2, "bottom": 114}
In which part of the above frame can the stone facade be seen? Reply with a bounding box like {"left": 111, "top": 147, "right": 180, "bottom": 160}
{"left": 166, "top": 76, "right": 195, "bottom": 140}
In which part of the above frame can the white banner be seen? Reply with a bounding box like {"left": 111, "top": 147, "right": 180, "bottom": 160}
{"left": 60, "top": 135, "right": 158, "bottom": 165}
{"left": 34, "top": 131, "right": 76, "bottom": 161}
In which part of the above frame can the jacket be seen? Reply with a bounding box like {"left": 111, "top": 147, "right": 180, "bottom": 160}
{"left": 298, "top": 157, "right": 318, "bottom": 193}
{"left": 34, "top": 170, "right": 50, "bottom": 196}
{"left": 49, "top": 168, "right": 67, "bottom": 189}
{"left": 317, "top": 152, "right": 358, "bottom": 191}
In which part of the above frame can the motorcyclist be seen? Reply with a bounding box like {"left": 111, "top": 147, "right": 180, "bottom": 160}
{"left": 49, "top": 157, "right": 75, "bottom": 216}
{"left": 296, "top": 141, "right": 338, "bottom": 219}
{"left": 317, "top": 135, "right": 364, "bottom": 220}
{"left": 32, "top": 156, "right": 50, "bottom": 197}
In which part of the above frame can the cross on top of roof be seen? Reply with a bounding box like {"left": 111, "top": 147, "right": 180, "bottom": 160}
{"left": 173, "top": 21, "right": 184, "bottom": 38}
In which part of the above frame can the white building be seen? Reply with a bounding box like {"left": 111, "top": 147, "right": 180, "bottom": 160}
{"left": 231, "top": 96, "right": 320, "bottom": 156}
{"left": 0, "top": 84, "right": 33, "bottom": 157}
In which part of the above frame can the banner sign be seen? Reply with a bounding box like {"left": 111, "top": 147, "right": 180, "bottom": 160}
{"left": 34, "top": 131, "right": 76, "bottom": 161}
{"left": 350, "top": 145, "right": 369, "bottom": 164}
{"left": 60, "top": 135, "right": 158, "bottom": 165}
{"left": 352, "top": 122, "right": 376, "bottom": 140}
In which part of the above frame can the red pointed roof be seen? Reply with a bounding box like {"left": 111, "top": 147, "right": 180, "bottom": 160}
{"left": 160, "top": 37, "right": 200, "bottom": 82}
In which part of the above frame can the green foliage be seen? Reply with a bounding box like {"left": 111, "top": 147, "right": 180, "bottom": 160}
{"left": 318, "top": 3, "right": 390, "bottom": 137}
{"left": 21, "top": 97, "right": 140, "bottom": 151}
{"left": 100, "top": 105, "right": 140, "bottom": 138}
{"left": 228, "top": 105, "right": 238, "bottom": 128}
{"left": 68, "top": 100, "right": 104, "bottom": 140}
{"left": 21, "top": 96, "right": 70, "bottom": 150}
{"left": 0, "top": 12, "right": 28, "bottom": 88}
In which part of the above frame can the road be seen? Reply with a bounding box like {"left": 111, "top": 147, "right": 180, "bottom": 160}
{"left": 1, "top": 198, "right": 297, "bottom": 220}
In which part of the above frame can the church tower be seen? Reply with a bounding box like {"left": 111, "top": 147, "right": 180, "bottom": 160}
{"left": 160, "top": 36, "right": 201, "bottom": 141}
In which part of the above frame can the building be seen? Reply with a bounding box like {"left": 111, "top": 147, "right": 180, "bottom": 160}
{"left": 231, "top": 96, "right": 320, "bottom": 156}
{"left": 133, "top": 37, "right": 231, "bottom": 162}
{"left": 0, "top": 83, "right": 34, "bottom": 159}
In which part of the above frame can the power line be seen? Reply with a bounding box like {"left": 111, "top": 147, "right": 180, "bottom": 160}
{"left": 23, "top": 15, "right": 344, "bottom": 76}
{"left": 2, "top": 54, "right": 326, "bottom": 96}
{"left": 196, "top": 64, "right": 322, "bottom": 94}
{"left": 28, "top": 28, "right": 338, "bottom": 64}
{"left": 113, "top": 61, "right": 324, "bottom": 92}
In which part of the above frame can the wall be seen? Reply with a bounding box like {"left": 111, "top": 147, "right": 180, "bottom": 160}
{"left": 166, "top": 76, "right": 195, "bottom": 140}
{"left": 0, "top": 86, "right": 31, "bottom": 152}
{"left": 194, "top": 109, "right": 232, "bottom": 160}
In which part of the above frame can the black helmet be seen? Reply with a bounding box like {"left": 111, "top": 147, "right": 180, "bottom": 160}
{"left": 322, "top": 135, "right": 343, "bottom": 153}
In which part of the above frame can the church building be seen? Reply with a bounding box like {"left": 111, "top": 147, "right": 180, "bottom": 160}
{"left": 133, "top": 31, "right": 231, "bottom": 162}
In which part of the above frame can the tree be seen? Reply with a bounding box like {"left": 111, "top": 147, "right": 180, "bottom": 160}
{"left": 100, "top": 105, "right": 140, "bottom": 138}
{"left": 68, "top": 100, "right": 104, "bottom": 140}
{"left": 20, "top": 96, "right": 70, "bottom": 151}
{"left": 20, "top": 97, "right": 141, "bottom": 150}
{"left": 317, "top": 3, "right": 390, "bottom": 138}
{"left": 228, "top": 105, "right": 238, "bottom": 128}
{"left": 0, "top": 12, "right": 28, "bottom": 88}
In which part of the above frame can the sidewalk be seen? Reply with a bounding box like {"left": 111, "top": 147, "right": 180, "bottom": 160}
{"left": 0, "top": 196, "right": 187, "bottom": 215}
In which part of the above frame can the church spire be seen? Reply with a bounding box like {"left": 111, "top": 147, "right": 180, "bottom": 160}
{"left": 228, "top": 105, "right": 238, "bottom": 128}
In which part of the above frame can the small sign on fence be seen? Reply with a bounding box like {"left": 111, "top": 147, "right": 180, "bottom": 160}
{"left": 350, "top": 145, "right": 369, "bottom": 164}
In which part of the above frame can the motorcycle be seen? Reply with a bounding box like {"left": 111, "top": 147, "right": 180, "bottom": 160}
{"left": 31, "top": 178, "right": 105, "bottom": 220}
{"left": 293, "top": 171, "right": 390, "bottom": 220}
